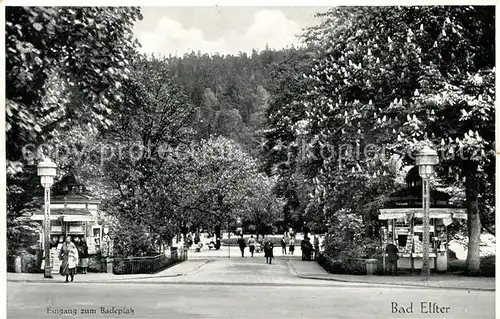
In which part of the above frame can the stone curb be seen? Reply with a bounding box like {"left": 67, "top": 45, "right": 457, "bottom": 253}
{"left": 287, "top": 260, "right": 494, "bottom": 291}
{"left": 295, "top": 274, "right": 495, "bottom": 291}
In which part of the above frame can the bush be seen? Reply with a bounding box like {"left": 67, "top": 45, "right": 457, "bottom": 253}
{"left": 21, "top": 253, "right": 41, "bottom": 273}
{"left": 323, "top": 233, "right": 382, "bottom": 260}
{"left": 445, "top": 256, "right": 494, "bottom": 277}
{"left": 480, "top": 255, "right": 495, "bottom": 277}
{"left": 317, "top": 253, "right": 378, "bottom": 275}
{"left": 7, "top": 249, "right": 43, "bottom": 273}
{"left": 448, "top": 259, "right": 467, "bottom": 273}
{"left": 87, "top": 255, "right": 103, "bottom": 273}
{"left": 111, "top": 221, "right": 157, "bottom": 257}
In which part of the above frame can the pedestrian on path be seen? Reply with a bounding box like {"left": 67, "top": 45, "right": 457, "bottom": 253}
{"left": 281, "top": 236, "right": 287, "bottom": 255}
{"left": 59, "top": 236, "right": 79, "bottom": 283}
{"left": 237, "top": 234, "right": 246, "bottom": 257}
{"left": 76, "top": 237, "right": 89, "bottom": 274}
{"left": 247, "top": 235, "right": 256, "bottom": 257}
{"left": 313, "top": 235, "right": 320, "bottom": 260}
{"left": 289, "top": 237, "right": 295, "bottom": 255}
{"left": 301, "top": 237, "right": 313, "bottom": 261}
{"left": 385, "top": 240, "right": 399, "bottom": 275}
{"left": 264, "top": 238, "right": 274, "bottom": 264}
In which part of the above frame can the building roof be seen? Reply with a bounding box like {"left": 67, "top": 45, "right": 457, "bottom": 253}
{"left": 46, "top": 172, "right": 100, "bottom": 204}
{"left": 383, "top": 166, "right": 455, "bottom": 209}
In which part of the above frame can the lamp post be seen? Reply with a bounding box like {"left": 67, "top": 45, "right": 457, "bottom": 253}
{"left": 37, "top": 158, "right": 57, "bottom": 278}
{"left": 415, "top": 145, "right": 439, "bottom": 281}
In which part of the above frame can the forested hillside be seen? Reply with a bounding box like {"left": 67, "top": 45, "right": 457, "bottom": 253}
{"left": 161, "top": 48, "right": 292, "bottom": 155}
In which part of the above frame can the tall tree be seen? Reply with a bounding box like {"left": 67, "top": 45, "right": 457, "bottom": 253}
{"left": 100, "top": 55, "right": 195, "bottom": 255}
{"left": 293, "top": 6, "right": 494, "bottom": 273}
{"left": 6, "top": 7, "right": 143, "bottom": 256}
{"left": 264, "top": 47, "right": 316, "bottom": 231}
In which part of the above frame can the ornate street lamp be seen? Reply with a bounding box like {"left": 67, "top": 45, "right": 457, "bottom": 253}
{"left": 415, "top": 145, "right": 439, "bottom": 281}
{"left": 37, "top": 158, "right": 57, "bottom": 278}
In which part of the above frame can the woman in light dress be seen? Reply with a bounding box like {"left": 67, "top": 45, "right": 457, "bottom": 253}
{"left": 59, "top": 236, "right": 79, "bottom": 283}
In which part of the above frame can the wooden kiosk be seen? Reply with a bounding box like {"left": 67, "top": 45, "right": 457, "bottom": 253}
{"left": 30, "top": 173, "right": 102, "bottom": 273}
{"left": 378, "top": 167, "right": 466, "bottom": 271}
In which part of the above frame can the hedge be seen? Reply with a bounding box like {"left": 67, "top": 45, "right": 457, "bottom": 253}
{"left": 317, "top": 253, "right": 382, "bottom": 275}
{"left": 318, "top": 252, "right": 495, "bottom": 277}
{"left": 480, "top": 255, "right": 495, "bottom": 277}
{"left": 448, "top": 255, "right": 495, "bottom": 277}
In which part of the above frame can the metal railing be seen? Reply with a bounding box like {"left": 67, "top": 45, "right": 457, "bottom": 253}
{"left": 112, "top": 253, "right": 182, "bottom": 275}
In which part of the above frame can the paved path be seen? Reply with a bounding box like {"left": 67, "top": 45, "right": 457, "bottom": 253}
{"left": 8, "top": 252, "right": 494, "bottom": 291}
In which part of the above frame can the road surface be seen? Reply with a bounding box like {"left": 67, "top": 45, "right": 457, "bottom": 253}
{"left": 7, "top": 257, "right": 494, "bottom": 318}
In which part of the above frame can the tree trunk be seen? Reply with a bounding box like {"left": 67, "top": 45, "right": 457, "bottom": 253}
{"left": 464, "top": 161, "right": 481, "bottom": 275}
{"left": 215, "top": 224, "right": 221, "bottom": 240}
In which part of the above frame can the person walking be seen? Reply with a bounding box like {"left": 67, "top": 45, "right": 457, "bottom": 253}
{"left": 289, "top": 236, "right": 295, "bottom": 255}
{"left": 385, "top": 240, "right": 399, "bottom": 275}
{"left": 264, "top": 238, "right": 274, "bottom": 264}
{"left": 237, "top": 234, "right": 246, "bottom": 257}
{"left": 280, "top": 236, "right": 287, "bottom": 255}
{"left": 247, "top": 235, "right": 256, "bottom": 257}
{"left": 59, "top": 236, "right": 79, "bottom": 283}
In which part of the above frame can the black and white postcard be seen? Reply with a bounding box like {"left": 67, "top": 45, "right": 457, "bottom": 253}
{"left": 4, "top": 3, "right": 496, "bottom": 318}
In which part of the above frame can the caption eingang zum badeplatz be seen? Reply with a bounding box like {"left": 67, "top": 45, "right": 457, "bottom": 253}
{"left": 22, "top": 139, "right": 481, "bottom": 168}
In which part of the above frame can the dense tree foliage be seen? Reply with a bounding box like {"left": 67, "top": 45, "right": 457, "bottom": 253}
{"left": 6, "top": 7, "right": 143, "bottom": 257}
{"left": 266, "top": 6, "right": 495, "bottom": 273}
{"left": 160, "top": 137, "right": 284, "bottom": 240}
{"left": 6, "top": 6, "right": 143, "bottom": 171}
{"left": 162, "top": 50, "right": 288, "bottom": 154}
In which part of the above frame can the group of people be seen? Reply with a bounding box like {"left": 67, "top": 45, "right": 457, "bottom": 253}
{"left": 187, "top": 233, "right": 223, "bottom": 251}
{"left": 280, "top": 235, "right": 295, "bottom": 255}
{"left": 236, "top": 233, "right": 322, "bottom": 264}
{"left": 279, "top": 234, "right": 320, "bottom": 260}
{"left": 237, "top": 235, "right": 276, "bottom": 264}
{"left": 300, "top": 236, "right": 320, "bottom": 261}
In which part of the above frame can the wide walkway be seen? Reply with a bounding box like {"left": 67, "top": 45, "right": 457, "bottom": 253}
{"left": 187, "top": 244, "right": 304, "bottom": 259}
{"left": 8, "top": 253, "right": 494, "bottom": 291}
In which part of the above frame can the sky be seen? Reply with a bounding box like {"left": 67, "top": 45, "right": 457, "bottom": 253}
{"left": 133, "top": 7, "right": 328, "bottom": 56}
